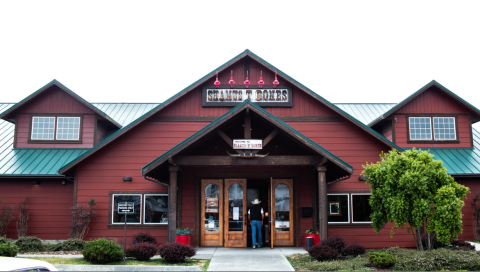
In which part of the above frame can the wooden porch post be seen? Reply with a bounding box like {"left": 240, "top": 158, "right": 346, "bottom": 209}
{"left": 168, "top": 166, "right": 180, "bottom": 243}
{"left": 317, "top": 165, "right": 328, "bottom": 241}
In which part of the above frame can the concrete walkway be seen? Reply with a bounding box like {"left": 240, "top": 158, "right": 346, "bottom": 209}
{"left": 207, "top": 247, "right": 305, "bottom": 271}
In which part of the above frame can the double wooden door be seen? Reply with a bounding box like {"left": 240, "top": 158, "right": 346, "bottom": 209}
{"left": 200, "top": 178, "right": 293, "bottom": 247}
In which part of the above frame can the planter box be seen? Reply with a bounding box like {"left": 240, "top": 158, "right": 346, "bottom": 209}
{"left": 176, "top": 234, "right": 193, "bottom": 246}
{"left": 302, "top": 233, "right": 320, "bottom": 250}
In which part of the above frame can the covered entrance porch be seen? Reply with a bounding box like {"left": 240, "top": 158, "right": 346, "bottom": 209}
{"left": 141, "top": 101, "right": 353, "bottom": 247}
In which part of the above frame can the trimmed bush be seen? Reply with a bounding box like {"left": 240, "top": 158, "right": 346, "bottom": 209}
{"left": 126, "top": 242, "right": 157, "bottom": 261}
{"left": 321, "top": 235, "right": 346, "bottom": 252}
{"left": 43, "top": 242, "right": 62, "bottom": 252}
{"left": 130, "top": 232, "right": 157, "bottom": 245}
{"left": 82, "top": 238, "right": 123, "bottom": 264}
{"left": 0, "top": 236, "right": 12, "bottom": 244}
{"left": 308, "top": 244, "right": 338, "bottom": 261}
{"left": 157, "top": 242, "right": 197, "bottom": 263}
{"left": 449, "top": 238, "right": 475, "bottom": 251}
{"left": 14, "top": 236, "right": 43, "bottom": 252}
{"left": 340, "top": 243, "right": 365, "bottom": 256}
{"left": 0, "top": 241, "right": 18, "bottom": 257}
{"left": 369, "top": 252, "right": 395, "bottom": 268}
{"left": 62, "top": 239, "right": 85, "bottom": 251}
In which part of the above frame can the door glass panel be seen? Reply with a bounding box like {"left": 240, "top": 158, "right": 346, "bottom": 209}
{"left": 205, "top": 184, "right": 220, "bottom": 232}
{"left": 275, "top": 184, "right": 290, "bottom": 231}
{"left": 228, "top": 183, "right": 243, "bottom": 231}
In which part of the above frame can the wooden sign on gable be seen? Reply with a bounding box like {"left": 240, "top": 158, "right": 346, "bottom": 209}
{"left": 202, "top": 85, "right": 293, "bottom": 107}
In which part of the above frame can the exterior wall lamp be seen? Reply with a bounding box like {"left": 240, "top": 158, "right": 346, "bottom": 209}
{"left": 273, "top": 71, "right": 279, "bottom": 88}
{"left": 258, "top": 71, "right": 264, "bottom": 88}
{"left": 358, "top": 176, "right": 367, "bottom": 181}
{"left": 244, "top": 71, "right": 250, "bottom": 88}
{"left": 32, "top": 180, "right": 40, "bottom": 185}
{"left": 229, "top": 70, "right": 235, "bottom": 88}
{"left": 123, "top": 177, "right": 133, "bottom": 182}
{"left": 214, "top": 71, "right": 221, "bottom": 88}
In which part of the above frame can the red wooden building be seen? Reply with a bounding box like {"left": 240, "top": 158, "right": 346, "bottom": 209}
{"left": 1, "top": 50, "right": 479, "bottom": 248}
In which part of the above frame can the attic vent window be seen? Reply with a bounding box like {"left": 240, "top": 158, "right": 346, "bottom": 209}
{"left": 31, "top": 117, "right": 55, "bottom": 140}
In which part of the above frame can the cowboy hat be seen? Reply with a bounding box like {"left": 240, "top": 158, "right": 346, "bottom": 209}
{"left": 252, "top": 199, "right": 261, "bottom": 204}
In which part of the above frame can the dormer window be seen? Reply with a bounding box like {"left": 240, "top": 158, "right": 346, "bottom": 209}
{"left": 30, "top": 115, "right": 82, "bottom": 143}
{"left": 408, "top": 116, "right": 457, "bottom": 142}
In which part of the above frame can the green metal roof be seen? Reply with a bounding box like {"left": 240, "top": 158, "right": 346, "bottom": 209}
{"left": 335, "top": 103, "right": 397, "bottom": 125}
{"left": 142, "top": 99, "right": 353, "bottom": 176}
{"left": 92, "top": 103, "right": 159, "bottom": 126}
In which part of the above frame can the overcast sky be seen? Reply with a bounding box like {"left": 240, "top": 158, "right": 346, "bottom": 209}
{"left": 1, "top": 1, "right": 480, "bottom": 128}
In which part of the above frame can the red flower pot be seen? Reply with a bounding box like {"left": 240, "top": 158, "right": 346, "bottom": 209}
{"left": 303, "top": 233, "right": 320, "bottom": 249}
{"left": 176, "top": 234, "right": 193, "bottom": 246}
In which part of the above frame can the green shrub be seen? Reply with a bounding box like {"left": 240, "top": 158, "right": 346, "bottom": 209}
{"left": 82, "top": 238, "right": 123, "bottom": 264}
{"left": 0, "top": 236, "right": 12, "bottom": 244}
{"left": 0, "top": 241, "right": 18, "bottom": 257}
{"left": 62, "top": 239, "right": 85, "bottom": 251}
{"left": 43, "top": 242, "right": 62, "bottom": 252}
{"left": 369, "top": 252, "right": 395, "bottom": 268}
{"left": 14, "top": 236, "right": 43, "bottom": 252}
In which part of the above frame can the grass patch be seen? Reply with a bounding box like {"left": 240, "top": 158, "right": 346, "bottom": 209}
{"left": 19, "top": 256, "right": 208, "bottom": 268}
{"left": 287, "top": 247, "right": 480, "bottom": 271}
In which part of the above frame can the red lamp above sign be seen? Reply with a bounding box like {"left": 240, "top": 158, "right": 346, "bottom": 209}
{"left": 214, "top": 71, "right": 221, "bottom": 88}
{"left": 244, "top": 71, "right": 250, "bottom": 88}
{"left": 229, "top": 70, "right": 235, "bottom": 88}
{"left": 273, "top": 71, "right": 279, "bottom": 88}
{"left": 258, "top": 71, "right": 264, "bottom": 88}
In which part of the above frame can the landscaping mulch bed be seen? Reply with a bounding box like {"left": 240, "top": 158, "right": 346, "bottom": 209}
{"left": 287, "top": 247, "right": 480, "bottom": 271}
{"left": 18, "top": 251, "right": 82, "bottom": 255}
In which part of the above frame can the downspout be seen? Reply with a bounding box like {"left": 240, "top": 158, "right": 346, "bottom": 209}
{"left": 143, "top": 175, "right": 171, "bottom": 239}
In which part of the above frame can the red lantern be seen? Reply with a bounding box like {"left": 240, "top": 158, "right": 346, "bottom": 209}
{"left": 229, "top": 70, "right": 235, "bottom": 88}
{"left": 273, "top": 71, "right": 279, "bottom": 88}
{"left": 258, "top": 71, "right": 264, "bottom": 88}
{"left": 244, "top": 71, "right": 250, "bottom": 88}
{"left": 214, "top": 71, "right": 221, "bottom": 88}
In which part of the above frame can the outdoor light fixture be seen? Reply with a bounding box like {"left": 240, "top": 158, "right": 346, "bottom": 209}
{"left": 358, "top": 176, "right": 367, "bottom": 181}
{"left": 62, "top": 180, "right": 66, "bottom": 185}
{"left": 123, "top": 177, "right": 133, "bottom": 182}
{"left": 244, "top": 71, "right": 250, "bottom": 88}
{"left": 273, "top": 71, "right": 279, "bottom": 88}
{"left": 214, "top": 71, "right": 221, "bottom": 88}
{"left": 258, "top": 71, "right": 264, "bottom": 88}
{"left": 228, "top": 70, "right": 235, "bottom": 88}
{"left": 32, "top": 180, "right": 40, "bottom": 185}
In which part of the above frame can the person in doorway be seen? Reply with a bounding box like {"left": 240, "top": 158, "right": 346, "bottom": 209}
{"left": 248, "top": 199, "right": 264, "bottom": 249}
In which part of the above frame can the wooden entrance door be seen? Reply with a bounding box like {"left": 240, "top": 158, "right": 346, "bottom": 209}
{"left": 224, "top": 179, "right": 247, "bottom": 247}
{"left": 201, "top": 179, "right": 223, "bottom": 246}
{"left": 271, "top": 179, "right": 294, "bottom": 246}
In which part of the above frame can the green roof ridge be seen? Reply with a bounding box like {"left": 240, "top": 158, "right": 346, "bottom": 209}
{"left": 142, "top": 99, "right": 353, "bottom": 173}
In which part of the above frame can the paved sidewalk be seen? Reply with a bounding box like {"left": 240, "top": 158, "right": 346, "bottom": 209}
{"left": 471, "top": 241, "right": 480, "bottom": 251}
{"left": 208, "top": 247, "right": 298, "bottom": 271}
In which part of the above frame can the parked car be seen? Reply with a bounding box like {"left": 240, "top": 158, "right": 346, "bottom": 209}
{"left": 0, "top": 257, "right": 58, "bottom": 271}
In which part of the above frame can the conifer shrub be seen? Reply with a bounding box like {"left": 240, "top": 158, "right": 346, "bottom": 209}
{"left": 43, "top": 242, "right": 62, "bottom": 252}
{"left": 14, "top": 236, "right": 42, "bottom": 252}
{"left": 308, "top": 244, "right": 338, "bottom": 261}
{"left": 130, "top": 231, "right": 158, "bottom": 245}
{"left": 369, "top": 252, "right": 395, "bottom": 268}
{"left": 340, "top": 242, "right": 365, "bottom": 256}
{"left": 0, "top": 236, "right": 12, "bottom": 244}
{"left": 82, "top": 238, "right": 123, "bottom": 264}
{"left": 0, "top": 241, "right": 18, "bottom": 257}
{"left": 321, "top": 235, "right": 346, "bottom": 252}
{"left": 157, "top": 242, "right": 197, "bottom": 262}
{"left": 126, "top": 242, "right": 157, "bottom": 261}
{"left": 61, "top": 239, "right": 85, "bottom": 251}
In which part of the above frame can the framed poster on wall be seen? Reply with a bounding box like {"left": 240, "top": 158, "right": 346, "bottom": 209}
{"left": 329, "top": 201, "right": 341, "bottom": 216}
{"left": 206, "top": 197, "right": 218, "bottom": 213}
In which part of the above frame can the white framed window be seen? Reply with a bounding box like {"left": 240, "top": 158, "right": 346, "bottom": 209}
{"left": 433, "top": 117, "right": 456, "bottom": 140}
{"left": 351, "top": 193, "right": 372, "bottom": 223}
{"left": 144, "top": 194, "right": 169, "bottom": 224}
{"left": 56, "top": 117, "right": 80, "bottom": 140}
{"left": 112, "top": 194, "right": 142, "bottom": 224}
{"left": 327, "top": 194, "right": 349, "bottom": 223}
{"left": 31, "top": 117, "right": 55, "bottom": 140}
{"left": 409, "top": 117, "right": 432, "bottom": 140}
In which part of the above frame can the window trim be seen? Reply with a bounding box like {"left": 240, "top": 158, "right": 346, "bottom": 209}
{"left": 108, "top": 191, "right": 168, "bottom": 229}
{"left": 406, "top": 114, "right": 460, "bottom": 144}
{"left": 111, "top": 193, "right": 143, "bottom": 225}
{"left": 408, "top": 117, "right": 432, "bottom": 141}
{"left": 28, "top": 114, "right": 84, "bottom": 144}
{"left": 433, "top": 117, "right": 457, "bottom": 141}
{"left": 327, "top": 193, "right": 350, "bottom": 224}
{"left": 143, "top": 194, "right": 169, "bottom": 225}
{"left": 351, "top": 193, "right": 372, "bottom": 224}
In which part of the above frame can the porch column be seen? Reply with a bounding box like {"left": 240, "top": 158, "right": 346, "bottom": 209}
{"left": 168, "top": 166, "right": 180, "bottom": 243}
{"left": 317, "top": 165, "right": 328, "bottom": 242}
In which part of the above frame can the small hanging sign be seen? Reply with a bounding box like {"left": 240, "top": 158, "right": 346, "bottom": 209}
{"left": 233, "top": 139, "right": 262, "bottom": 149}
